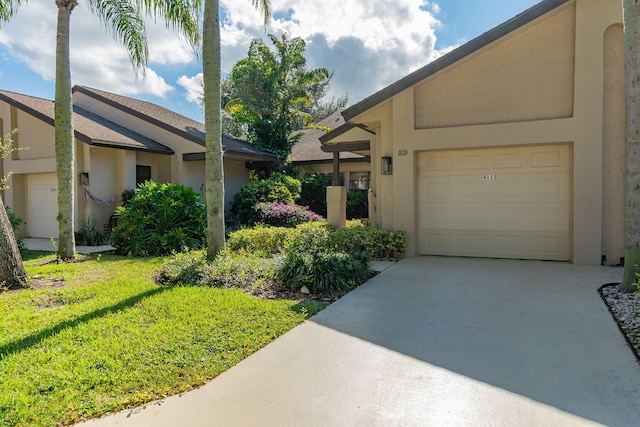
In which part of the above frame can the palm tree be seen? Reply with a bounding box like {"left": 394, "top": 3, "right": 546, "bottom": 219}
{"left": 622, "top": 0, "right": 640, "bottom": 292}
{"left": 203, "top": 0, "right": 270, "bottom": 260}
{"left": 1, "top": 0, "right": 201, "bottom": 260}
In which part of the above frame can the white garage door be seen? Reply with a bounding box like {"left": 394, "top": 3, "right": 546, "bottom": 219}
{"left": 418, "top": 145, "right": 571, "bottom": 261}
{"left": 27, "top": 173, "right": 59, "bottom": 238}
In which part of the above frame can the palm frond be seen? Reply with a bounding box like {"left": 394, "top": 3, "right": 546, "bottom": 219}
{"left": 87, "top": 0, "right": 149, "bottom": 73}
{"left": 138, "top": 0, "right": 201, "bottom": 49}
{"left": 250, "top": 0, "right": 270, "bottom": 25}
{"left": 0, "top": 0, "right": 26, "bottom": 24}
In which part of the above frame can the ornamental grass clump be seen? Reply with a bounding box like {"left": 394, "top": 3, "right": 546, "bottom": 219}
{"left": 277, "top": 250, "right": 373, "bottom": 294}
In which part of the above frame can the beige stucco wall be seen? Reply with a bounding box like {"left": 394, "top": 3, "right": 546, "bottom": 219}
{"left": 83, "top": 147, "right": 120, "bottom": 230}
{"left": 415, "top": 4, "right": 576, "bottom": 128}
{"left": 136, "top": 152, "right": 172, "bottom": 184}
{"left": 222, "top": 159, "right": 250, "bottom": 212}
{"left": 345, "top": 0, "right": 622, "bottom": 265}
{"left": 182, "top": 158, "right": 250, "bottom": 212}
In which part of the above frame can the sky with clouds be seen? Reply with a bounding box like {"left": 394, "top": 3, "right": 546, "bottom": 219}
{"left": 0, "top": 0, "right": 540, "bottom": 122}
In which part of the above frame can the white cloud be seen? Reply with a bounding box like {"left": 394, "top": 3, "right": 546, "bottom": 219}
{"left": 0, "top": 1, "right": 194, "bottom": 97}
{"left": 177, "top": 73, "right": 203, "bottom": 103}
{"left": 0, "top": 0, "right": 447, "bottom": 110}
{"left": 215, "top": 0, "right": 444, "bottom": 104}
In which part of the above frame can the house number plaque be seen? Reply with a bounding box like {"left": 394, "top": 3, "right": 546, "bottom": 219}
{"left": 482, "top": 174, "right": 497, "bottom": 180}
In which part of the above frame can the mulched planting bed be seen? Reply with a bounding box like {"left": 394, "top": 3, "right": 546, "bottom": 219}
{"left": 599, "top": 283, "right": 640, "bottom": 364}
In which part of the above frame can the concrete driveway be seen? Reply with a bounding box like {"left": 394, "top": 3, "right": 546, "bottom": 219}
{"left": 80, "top": 257, "right": 640, "bottom": 426}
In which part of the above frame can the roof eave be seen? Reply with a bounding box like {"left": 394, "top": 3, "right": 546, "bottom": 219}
{"left": 72, "top": 85, "right": 205, "bottom": 146}
{"left": 319, "top": 123, "right": 357, "bottom": 144}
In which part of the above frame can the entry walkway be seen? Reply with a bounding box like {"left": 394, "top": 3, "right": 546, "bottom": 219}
{"left": 79, "top": 257, "right": 639, "bottom": 426}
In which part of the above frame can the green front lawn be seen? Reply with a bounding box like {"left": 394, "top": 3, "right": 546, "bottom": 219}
{"left": 0, "top": 251, "right": 324, "bottom": 427}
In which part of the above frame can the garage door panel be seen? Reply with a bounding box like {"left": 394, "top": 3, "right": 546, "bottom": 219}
{"left": 459, "top": 153, "right": 488, "bottom": 170}
{"left": 492, "top": 207, "right": 528, "bottom": 228}
{"left": 530, "top": 149, "right": 565, "bottom": 168}
{"left": 493, "top": 152, "right": 524, "bottom": 169}
{"left": 493, "top": 179, "right": 523, "bottom": 198}
{"left": 421, "top": 229, "right": 570, "bottom": 260}
{"left": 494, "top": 235, "right": 525, "bottom": 252}
{"left": 456, "top": 179, "right": 488, "bottom": 199}
{"left": 425, "top": 155, "right": 453, "bottom": 172}
{"left": 423, "top": 207, "right": 454, "bottom": 228}
{"left": 419, "top": 145, "right": 571, "bottom": 261}
{"left": 423, "top": 177, "right": 452, "bottom": 199}
{"left": 530, "top": 175, "right": 568, "bottom": 198}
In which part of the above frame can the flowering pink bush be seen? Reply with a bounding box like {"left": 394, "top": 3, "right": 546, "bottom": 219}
{"left": 254, "top": 202, "right": 323, "bottom": 227}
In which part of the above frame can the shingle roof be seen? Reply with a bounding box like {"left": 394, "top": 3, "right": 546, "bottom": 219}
{"left": 0, "top": 89, "right": 173, "bottom": 154}
{"left": 291, "top": 111, "right": 365, "bottom": 163}
{"left": 73, "top": 86, "right": 277, "bottom": 161}
{"left": 342, "top": 0, "right": 570, "bottom": 121}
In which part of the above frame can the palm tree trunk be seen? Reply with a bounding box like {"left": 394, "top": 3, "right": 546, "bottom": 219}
{"left": 0, "top": 197, "right": 28, "bottom": 290}
{"left": 54, "top": 0, "right": 77, "bottom": 260}
{"left": 203, "top": 0, "right": 226, "bottom": 260}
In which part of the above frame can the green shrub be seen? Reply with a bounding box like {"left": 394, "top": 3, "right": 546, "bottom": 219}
{"left": 346, "top": 191, "right": 368, "bottom": 219}
{"left": 155, "top": 249, "right": 279, "bottom": 290}
{"left": 331, "top": 226, "right": 407, "bottom": 260}
{"left": 75, "top": 218, "right": 108, "bottom": 246}
{"left": 299, "top": 173, "right": 331, "bottom": 217}
{"left": 346, "top": 219, "right": 370, "bottom": 228}
{"left": 253, "top": 202, "right": 323, "bottom": 227}
{"left": 230, "top": 173, "right": 302, "bottom": 226}
{"left": 227, "top": 226, "right": 296, "bottom": 255}
{"left": 111, "top": 181, "right": 206, "bottom": 256}
{"left": 4, "top": 205, "right": 25, "bottom": 250}
{"left": 199, "top": 250, "right": 279, "bottom": 289}
{"left": 269, "top": 172, "right": 301, "bottom": 200}
{"left": 154, "top": 250, "right": 207, "bottom": 286}
{"left": 277, "top": 250, "right": 373, "bottom": 293}
{"left": 283, "top": 222, "right": 334, "bottom": 254}
{"left": 284, "top": 223, "right": 406, "bottom": 261}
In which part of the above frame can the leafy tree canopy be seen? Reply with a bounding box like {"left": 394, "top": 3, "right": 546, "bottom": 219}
{"left": 225, "top": 33, "right": 340, "bottom": 163}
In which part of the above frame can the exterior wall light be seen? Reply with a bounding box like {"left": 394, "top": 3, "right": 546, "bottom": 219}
{"left": 381, "top": 156, "right": 392, "bottom": 175}
{"left": 80, "top": 172, "right": 89, "bottom": 185}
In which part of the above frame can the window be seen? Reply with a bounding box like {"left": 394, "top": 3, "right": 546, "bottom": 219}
{"left": 326, "top": 173, "right": 344, "bottom": 186}
{"left": 349, "top": 172, "right": 370, "bottom": 191}
{"left": 136, "top": 165, "right": 151, "bottom": 186}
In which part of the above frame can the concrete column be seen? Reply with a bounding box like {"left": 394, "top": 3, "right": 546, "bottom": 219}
{"left": 332, "top": 152, "right": 340, "bottom": 186}
{"left": 327, "top": 186, "right": 346, "bottom": 228}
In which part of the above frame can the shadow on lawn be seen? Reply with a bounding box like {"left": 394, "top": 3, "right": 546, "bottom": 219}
{"left": 0, "top": 287, "right": 169, "bottom": 360}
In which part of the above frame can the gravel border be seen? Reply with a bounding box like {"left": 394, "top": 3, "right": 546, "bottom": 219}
{"left": 599, "top": 283, "right": 640, "bottom": 365}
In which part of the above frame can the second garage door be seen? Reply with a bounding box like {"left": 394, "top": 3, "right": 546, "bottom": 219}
{"left": 27, "top": 173, "right": 59, "bottom": 238}
{"left": 418, "top": 144, "right": 571, "bottom": 261}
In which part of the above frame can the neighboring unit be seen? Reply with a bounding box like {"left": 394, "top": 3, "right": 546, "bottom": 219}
{"left": 323, "top": 0, "right": 623, "bottom": 265}
{"left": 0, "top": 86, "right": 277, "bottom": 239}
{"left": 291, "top": 111, "right": 371, "bottom": 192}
